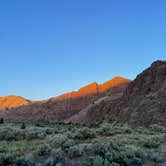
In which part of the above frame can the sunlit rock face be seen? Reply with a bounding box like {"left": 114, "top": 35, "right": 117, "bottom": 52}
{"left": 55, "top": 77, "right": 131, "bottom": 100}
{"left": 0, "top": 95, "right": 30, "bottom": 111}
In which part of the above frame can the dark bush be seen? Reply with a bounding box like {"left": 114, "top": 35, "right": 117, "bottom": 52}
{"left": 139, "top": 135, "right": 164, "bottom": 148}
{"left": 97, "top": 123, "right": 132, "bottom": 136}
{"left": 0, "top": 128, "right": 26, "bottom": 141}
{"left": 86, "top": 141, "right": 156, "bottom": 166}
{"left": 149, "top": 124, "right": 166, "bottom": 133}
{"left": 71, "top": 127, "right": 96, "bottom": 140}
{"left": 0, "top": 118, "right": 4, "bottom": 124}
{"left": 15, "top": 154, "right": 35, "bottom": 166}
{"left": 51, "top": 148, "right": 65, "bottom": 163}
{"left": 68, "top": 145, "right": 84, "bottom": 158}
{"left": 45, "top": 128, "right": 54, "bottom": 135}
{"left": 38, "top": 144, "right": 51, "bottom": 156}
{"left": 89, "top": 143, "right": 106, "bottom": 157}
{"left": 0, "top": 154, "right": 16, "bottom": 166}
{"left": 20, "top": 123, "right": 26, "bottom": 129}
{"left": 26, "top": 131, "right": 46, "bottom": 140}
{"left": 61, "top": 139, "right": 75, "bottom": 152}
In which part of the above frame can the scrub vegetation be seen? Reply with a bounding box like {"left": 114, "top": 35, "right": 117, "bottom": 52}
{"left": 0, "top": 122, "right": 166, "bottom": 166}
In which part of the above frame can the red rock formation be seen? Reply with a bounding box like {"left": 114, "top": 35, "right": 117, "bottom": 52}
{"left": 56, "top": 82, "right": 99, "bottom": 100}
{"left": 56, "top": 77, "right": 131, "bottom": 100}
{"left": 99, "top": 76, "right": 131, "bottom": 92}
{"left": 0, "top": 95, "right": 30, "bottom": 111}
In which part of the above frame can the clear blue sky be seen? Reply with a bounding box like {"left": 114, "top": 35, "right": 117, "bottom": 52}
{"left": 0, "top": 0, "right": 165, "bottom": 100}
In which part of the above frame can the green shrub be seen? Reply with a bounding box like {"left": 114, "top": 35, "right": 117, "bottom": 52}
{"left": 51, "top": 148, "right": 65, "bottom": 163}
{"left": 61, "top": 139, "right": 75, "bottom": 152}
{"left": 135, "top": 127, "right": 154, "bottom": 135}
{"left": 45, "top": 128, "right": 54, "bottom": 135}
{"left": 53, "top": 134, "right": 75, "bottom": 152}
{"left": 0, "top": 153, "right": 16, "bottom": 166}
{"left": 104, "top": 159, "right": 112, "bottom": 166}
{"left": 68, "top": 145, "right": 84, "bottom": 158}
{"left": 21, "top": 123, "right": 26, "bottom": 129}
{"left": 26, "top": 131, "right": 46, "bottom": 140}
{"left": 97, "top": 123, "right": 132, "bottom": 136}
{"left": 56, "top": 162, "right": 63, "bottom": 166}
{"left": 139, "top": 135, "right": 164, "bottom": 148}
{"left": 66, "top": 159, "right": 91, "bottom": 166}
{"left": 35, "top": 123, "right": 43, "bottom": 127}
{"left": 97, "top": 123, "right": 113, "bottom": 135}
{"left": 87, "top": 142, "right": 148, "bottom": 166}
{"left": 88, "top": 143, "right": 106, "bottom": 156}
{"left": 147, "top": 152, "right": 162, "bottom": 163}
{"left": 93, "top": 156, "right": 113, "bottom": 166}
{"left": 15, "top": 154, "right": 35, "bottom": 166}
{"left": 0, "top": 153, "right": 36, "bottom": 166}
{"left": 0, "top": 123, "right": 165, "bottom": 165}
{"left": 37, "top": 144, "right": 51, "bottom": 156}
{"left": 93, "top": 156, "right": 104, "bottom": 166}
{"left": 2, "top": 129, "right": 16, "bottom": 141}
{"left": 0, "top": 128, "right": 26, "bottom": 141}
{"left": 45, "top": 158, "right": 57, "bottom": 166}
{"left": 71, "top": 127, "right": 96, "bottom": 140}
{"left": 0, "top": 146, "right": 7, "bottom": 153}
{"left": 105, "top": 143, "right": 138, "bottom": 164}
{"left": 52, "top": 134, "right": 68, "bottom": 147}
{"left": 110, "top": 162, "right": 120, "bottom": 166}
{"left": 149, "top": 124, "right": 166, "bottom": 133}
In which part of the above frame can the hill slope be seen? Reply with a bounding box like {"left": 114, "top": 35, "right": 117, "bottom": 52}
{"left": 74, "top": 60, "right": 166, "bottom": 127}
{"left": 0, "top": 95, "right": 30, "bottom": 111}
{"left": 67, "top": 84, "right": 127, "bottom": 124}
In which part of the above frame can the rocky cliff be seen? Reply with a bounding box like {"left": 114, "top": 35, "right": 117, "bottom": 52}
{"left": 75, "top": 60, "right": 166, "bottom": 127}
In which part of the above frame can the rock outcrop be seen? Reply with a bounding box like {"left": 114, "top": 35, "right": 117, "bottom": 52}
{"left": 0, "top": 95, "right": 30, "bottom": 111}
{"left": 77, "top": 60, "right": 166, "bottom": 127}
{"left": 114, "top": 60, "right": 166, "bottom": 127}
{"left": 55, "top": 77, "right": 131, "bottom": 100}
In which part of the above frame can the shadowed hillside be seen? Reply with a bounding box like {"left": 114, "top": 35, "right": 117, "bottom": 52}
{"left": 74, "top": 60, "right": 166, "bottom": 127}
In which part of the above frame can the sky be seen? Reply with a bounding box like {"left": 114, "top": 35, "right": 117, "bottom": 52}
{"left": 0, "top": 0, "right": 165, "bottom": 100}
